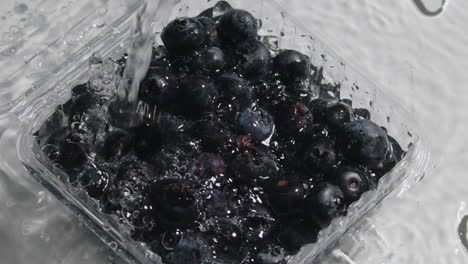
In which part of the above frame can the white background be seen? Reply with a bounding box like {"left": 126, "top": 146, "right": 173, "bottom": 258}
{"left": 0, "top": 0, "right": 467, "bottom": 263}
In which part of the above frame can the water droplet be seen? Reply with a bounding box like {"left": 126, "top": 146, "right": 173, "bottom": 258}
{"left": 109, "top": 241, "right": 118, "bottom": 250}
{"left": 459, "top": 214, "right": 468, "bottom": 252}
{"left": 162, "top": 230, "right": 184, "bottom": 250}
{"left": 14, "top": 3, "right": 28, "bottom": 14}
{"left": 413, "top": 0, "right": 448, "bottom": 16}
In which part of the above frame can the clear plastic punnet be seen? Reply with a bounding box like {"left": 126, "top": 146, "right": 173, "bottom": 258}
{"left": 1, "top": 0, "right": 430, "bottom": 263}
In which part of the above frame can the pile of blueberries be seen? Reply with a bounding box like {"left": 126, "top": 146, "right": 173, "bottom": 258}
{"left": 38, "top": 2, "right": 404, "bottom": 264}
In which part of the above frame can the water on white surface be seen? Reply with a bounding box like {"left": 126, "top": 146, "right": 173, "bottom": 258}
{"left": 1, "top": 0, "right": 468, "bottom": 263}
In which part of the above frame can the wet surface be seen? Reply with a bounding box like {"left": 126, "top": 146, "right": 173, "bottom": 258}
{"left": 0, "top": 0, "right": 468, "bottom": 263}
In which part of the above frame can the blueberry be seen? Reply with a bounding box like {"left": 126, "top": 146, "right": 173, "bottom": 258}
{"left": 302, "top": 139, "right": 338, "bottom": 173}
{"left": 336, "top": 120, "right": 390, "bottom": 168}
{"left": 192, "top": 153, "right": 226, "bottom": 179}
{"left": 389, "top": 135, "right": 404, "bottom": 161}
{"left": 238, "top": 106, "right": 275, "bottom": 143}
{"left": 156, "top": 113, "right": 190, "bottom": 146}
{"left": 71, "top": 83, "right": 88, "bottom": 97}
{"left": 179, "top": 75, "right": 219, "bottom": 119}
{"left": 138, "top": 66, "right": 177, "bottom": 110}
{"left": 244, "top": 203, "right": 275, "bottom": 242}
{"left": 308, "top": 98, "right": 329, "bottom": 124}
{"left": 301, "top": 124, "right": 330, "bottom": 142}
{"left": 256, "top": 245, "right": 286, "bottom": 264}
{"left": 209, "top": 218, "right": 245, "bottom": 261}
{"left": 117, "top": 155, "right": 154, "bottom": 182}
{"left": 133, "top": 124, "right": 161, "bottom": 160}
{"left": 235, "top": 40, "right": 272, "bottom": 81}
{"left": 100, "top": 129, "right": 132, "bottom": 160}
{"left": 165, "top": 233, "right": 212, "bottom": 264}
{"left": 152, "top": 146, "right": 194, "bottom": 180}
{"left": 273, "top": 50, "right": 311, "bottom": 85}
{"left": 231, "top": 149, "right": 278, "bottom": 184}
{"left": 193, "top": 118, "right": 232, "bottom": 152}
{"left": 277, "top": 219, "right": 318, "bottom": 253}
{"left": 161, "top": 17, "right": 210, "bottom": 55}
{"left": 332, "top": 166, "right": 370, "bottom": 203}
{"left": 46, "top": 128, "right": 87, "bottom": 172}
{"left": 305, "top": 183, "right": 345, "bottom": 228}
{"left": 266, "top": 177, "right": 306, "bottom": 215}
{"left": 200, "top": 189, "right": 227, "bottom": 218}
{"left": 373, "top": 135, "right": 405, "bottom": 177}
{"left": 149, "top": 180, "right": 200, "bottom": 227}
{"left": 77, "top": 163, "right": 111, "bottom": 199}
{"left": 324, "top": 102, "right": 354, "bottom": 130}
{"left": 191, "top": 46, "right": 226, "bottom": 76}
{"left": 69, "top": 89, "right": 99, "bottom": 121}
{"left": 354, "top": 108, "right": 371, "bottom": 120}
{"left": 197, "top": 1, "right": 232, "bottom": 18}
{"left": 340, "top": 98, "right": 353, "bottom": 107}
{"left": 217, "top": 9, "right": 258, "bottom": 44}
{"left": 217, "top": 73, "right": 254, "bottom": 112}
{"left": 275, "top": 102, "right": 313, "bottom": 137}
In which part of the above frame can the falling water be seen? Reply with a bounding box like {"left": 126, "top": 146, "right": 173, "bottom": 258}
{"left": 412, "top": 0, "right": 448, "bottom": 16}
{"left": 108, "top": 0, "right": 169, "bottom": 128}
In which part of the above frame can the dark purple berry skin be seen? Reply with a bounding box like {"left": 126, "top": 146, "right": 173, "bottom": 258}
{"left": 149, "top": 180, "right": 199, "bottom": 228}
{"left": 192, "top": 153, "right": 226, "bottom": 179}
{"left": 277, "top": 219, "right": 318, "bottom": 253}
{"left": 324, "top": 102, "right": 354, "bottom": 130}
{"left": 373, "top": 135, "right": 405, "bottom": 177}
{"left": 161, "top": 17, "right": 210, "bottom": 55}
{"left": 273, "top": 50, "right": 311, "bottom": 85}
{"left": 217, "top": 73, "right": 254, "bottom": 112}
{"left": 201, "top": 189, "right": 227, "bottom": 218}
{"left": 275, "top": 102, "right": 313, "bottom": 137}
{"left": 332, "top": 166, "right": 370, "bottom": 203}
{"left": 231, "top": 150, "right": 278, "bottom": 184}
{"left": 191, "top": 46, "right": 226, "bottom": 76}
{"left": 305, "top": 183, "right": 345, "bottom": 228}
{"left": 69, "top": 89, "right": 99, "bottom": 121}
{"left": 138, "top": 66, "right": 177, "bottom": 110}
{"left": 238, "top": 106, "right": 275, "bottom": 143}
{"left": 100, "top": 129, "right": 132, "bottom": 160}
{"left": 209, "top": 218, "right": 245, "bottom": 262}
{"left": 179, "top": 75, "right": 219, "bottom": 119}
{"left": 165, "top": 233, "right": 212, "bottom": 264}
{"left": 217, "top": 9, "right": 258, "bottom": 44}
{"left": 236, "top": 40, "right": 272, "bottom": 81}
{"left": 336, "top": 120, "right": 390, "bottom": 168}
{"left": 156, "top": 113, "right": 190, "bottom": 146}
{"left": 133, "top": 125, "right": 161, "bottom": 160}
{"left": 46, "top": 129, "right": 87, "bottom": 172}
{"left": 308, "top": 98, "right": 329, "bottom": 124}
{"left": 255, "top": 245, "right": 287, "bottom": 264}
{"left": 77, "top": 163, "right": 111, "bottom": 199}
{"left": 354, "top": 108, "right": 371, "bottom": 120}
{"left": 266, "top": 178, "right": 306, "bottom": 216}
{"left": 302, "top": 139, "right": 338, "bottom": 173}
{"left": 301, "top": 124, "right": 330, "bottom": 142}
{"left": 193, "top": 118, "right": 232, "bottom": 152}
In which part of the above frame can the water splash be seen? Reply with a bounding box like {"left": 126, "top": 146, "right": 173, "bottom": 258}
{"left": 108, "top": 0, "right": 164, "bottom": 128}
{"left": 117, "top": 0, "right": 160, "bottom": 103}
{"left": 412, "top": 0, "right": 448, "bottom": 16}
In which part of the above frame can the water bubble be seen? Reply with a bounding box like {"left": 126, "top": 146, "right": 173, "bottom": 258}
{"left": 212, "top": 1, "right": 232, "bottom": 17}
{"left": 93, "top": 18, "right": 106, "bottom": 28}
{"left": 109, "top": 242, "right": 118, "bottom": 250}
{"left": 261, "top": 35, "right": 280, "bottom": 51}
{"left": 162, "top": 230, "right": 184, "bottom": 250}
